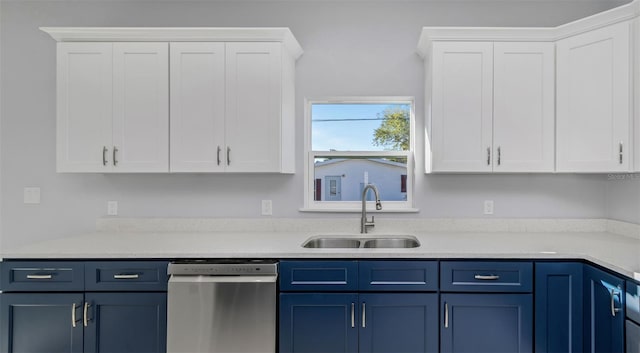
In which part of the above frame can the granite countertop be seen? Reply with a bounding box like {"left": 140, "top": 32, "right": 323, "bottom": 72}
{"left": 3, "top": 225, "right": 640, "bottom": 279}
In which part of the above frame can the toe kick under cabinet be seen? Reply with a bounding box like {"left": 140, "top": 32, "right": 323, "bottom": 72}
{"left": 0, "top": 260, "right": 168, "bottom": 353}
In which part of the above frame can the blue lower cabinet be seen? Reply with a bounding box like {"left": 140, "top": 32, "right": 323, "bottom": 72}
{"left": 279, "top": 293, "right": 438, "bottom": 353}
{"left": 84, "top": 293, "right": 167, "bottom": 353}
{"left": 534, "top": 262, "right": 583, "bottom": 353}
{"left": 584, "top": 265, "right": 624, "bottom": 353}
{"left": 359, "top": 293, "right": 438, "bottom": 353}
{"left": 279, "top": 293, "right": 359, "bottom": 353}
{"left": 441, "top": 293, "right": 533, "bottom": 353}
{"left": 0, "top": 293, "right": 84, "bottom": 353}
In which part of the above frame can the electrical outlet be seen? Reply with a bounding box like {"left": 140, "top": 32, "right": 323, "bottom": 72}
{"left": 23, "top": 187, "right": 41, "bottom": 204}
{"left": 261, "top": 200, "right": 273, "bottom": 216}
{"left": 107, "top": 201, "right": 118, "bottom": 216}
{"left": 484, "top": 200, "right": 494, "bottom": 215}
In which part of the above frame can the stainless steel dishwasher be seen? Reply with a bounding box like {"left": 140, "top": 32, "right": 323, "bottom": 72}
{"left": 167, "top": 260, "right": 278, "bottom": 353}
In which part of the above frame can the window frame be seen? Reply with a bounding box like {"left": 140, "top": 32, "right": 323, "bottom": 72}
{"left": 302, "top": 97, "right": 416, "bottom": 212}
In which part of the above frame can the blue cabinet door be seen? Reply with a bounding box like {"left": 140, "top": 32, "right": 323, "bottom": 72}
{"left": 534, "top": 262, "right": 583, "bottom": 353}
{"left": 279, "top": 293, "right": 358, "bottom": 353}
{"left": 441, "top": 293, "right": 533, "bottom": 353}
{"left": 584, "top": 265, "right": 624, "bottom": 353}
{"left": 359, "top": 293, "right": 438, "bottom": 353}
{"left": 84, "top": 292, "right": 167, "bottom": 353}
{"left": 0, "top": 293, "right": 84, "bottom": 353}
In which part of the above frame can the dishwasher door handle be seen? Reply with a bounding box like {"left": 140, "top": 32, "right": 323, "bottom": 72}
{"left": 169, "top": 275, "right": 277, "bottom": 284}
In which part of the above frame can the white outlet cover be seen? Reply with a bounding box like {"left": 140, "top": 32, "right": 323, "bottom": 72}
{"left": 484, "top": 200, "right": 494, "bottom": 215}
{"left": 24, "top": 187, "right": 41, "bottom": 204}
{"left": 261, "top": 200, "right": 273, "bottom": 216}
{"left": 107, "top": 201, "right": 118, "bottom": 216}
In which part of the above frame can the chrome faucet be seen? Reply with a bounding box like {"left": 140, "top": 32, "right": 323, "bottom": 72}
{"left": 361, "top": 184, "right": 382, "bottom": 233}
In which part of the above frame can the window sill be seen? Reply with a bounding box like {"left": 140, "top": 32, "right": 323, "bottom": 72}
{"left": 299, "top": 208, "right": 420, "bottom": 213}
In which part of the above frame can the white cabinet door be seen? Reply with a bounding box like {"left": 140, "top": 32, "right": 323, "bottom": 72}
{"left": 57, "top": 43, "right": 113, "bottom": 172}
{"left": 431, "top": 42, "right": 493, "bottom": 172}
{"left": 170, "top": 43, "right": 226, "bottom": 172}
{"left": 112, "top": 43, "right": 169, "bottom": 172}
{"left": 556, "top": 21, "right": 631, "bottom": 172}
{"left": 225, "top": 42, "right": 282, "bottom": 173}
{"left": 493, "top": 42, "right": 555, "bottom": 172}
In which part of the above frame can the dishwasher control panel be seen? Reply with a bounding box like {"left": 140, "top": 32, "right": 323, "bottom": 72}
{"left": 169, "top": 260, "right": 278, "bottom": 276}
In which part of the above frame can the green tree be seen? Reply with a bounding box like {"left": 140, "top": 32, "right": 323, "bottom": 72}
{"left": 372, "top": 107, "right": 410, "bottom": 151}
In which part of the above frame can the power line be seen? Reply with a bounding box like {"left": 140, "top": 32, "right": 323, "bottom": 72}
{"left": 312, "top": 118, "right": 385, "bottom": 122}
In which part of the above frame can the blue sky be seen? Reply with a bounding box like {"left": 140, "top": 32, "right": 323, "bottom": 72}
{"left": 311, "top": 103, "right": 410, "bottom": 151}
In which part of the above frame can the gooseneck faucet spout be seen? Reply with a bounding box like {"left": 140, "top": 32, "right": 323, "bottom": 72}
{"left": 361, "top": 184, "right": 382, "bottom": 233}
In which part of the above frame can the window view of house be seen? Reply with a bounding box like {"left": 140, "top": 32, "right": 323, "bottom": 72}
{"left": 310, "top": 102, "right": 411, "bottom": 204}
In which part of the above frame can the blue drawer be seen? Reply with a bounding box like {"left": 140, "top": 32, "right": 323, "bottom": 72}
{"left": 627, "top": 280, "right": 640, "bottom": 324}
{"left": 440, "top": 261, "right": 533, "bottom": 292}
{"left": 280, "top": 261, "right": 358, "bottom": 291}
{"left": 359, "top": 261, "right": 438, "bottom": 291}
{"left": 0, "top": 261, "right": 84, "bottom": 292}
{"left": 85, "top": 261, "right": 169, "bottom": 291}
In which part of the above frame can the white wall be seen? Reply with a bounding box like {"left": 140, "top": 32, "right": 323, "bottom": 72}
{"left": 606, "top": 176, "right": 640, "bottom": 224}
{"left": 0, "top": 0, "right": 627, "bottom": 249}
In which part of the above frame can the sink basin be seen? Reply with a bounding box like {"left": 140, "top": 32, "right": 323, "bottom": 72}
{"left": 302, "top": 235, "right": 420, "bottom": 249}
{"left": 363, "top": 238, "right": 420, "bottom": 248}
{"left": 302, "top": 238, "right": 362, "bottom": 248}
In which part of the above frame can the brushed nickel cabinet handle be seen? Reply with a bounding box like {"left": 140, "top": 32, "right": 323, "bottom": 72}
{"left": 351, "top": 302, "right": 355, "bottom": 328}
{"left": 83, "top": 302, "right": 90, "bottom": 327}
{"left": 72, "top": 303, "right": 77, "bottom": 328}
{"left": 362, "top": 302, "right": 366, "bottom": 328}
{"left": 26, "top": 274, "right": 52, "bottom": 279}
{"left": 497, "top": 147, "right": 501, "bottom": 166}
{"left": 113, "top": 146, "right": 118, "bottom": 166}
{"left": 611, "top": 289, "right": 621, "bottom": 317}
{"left": 103, "top": 146, "right": 108, "bottom": 166}
{"left": 444, "top": 302, "right": 449, "bottom": 328}
{"left": 487, "top": 147, "right": 491, "bottom": 165}
{"left": 113, "top": 274, "right": 139, "bottom": 279}
{"left": 619, "top": 142, "right": 623, "bottom": 164}
{"left": 227, "top": 147, "right": 231, "bottom": 166}
{"left": 217, "top": 146, "right": 221, "bottom": 166}
{"left": 474, "top": 274, "right": 500, "bottom": 280}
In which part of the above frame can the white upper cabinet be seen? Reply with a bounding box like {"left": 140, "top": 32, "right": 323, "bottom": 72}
{"left": 556, "top": 21, "right": 631, "bottom": 172}
{"left": 170, "top": 42, "right": 226, "bottom": 172}
{"left": 225, "top": 42, "right": 282, "bottom": 173}
{"left": 58, "top": 42, "right": 169, "bottom": 173}
{"left": 428, "top": 41, "right": 554, "bottom": 173}
{"left": 493, "top": 42, "right": 555, "bottom": 172}
{"left": 57, "top": 43, "right": 113, "bottom": 172}
{"left": 431, "top": 42, "right": 493, "bottom": 172}
{"left": 170, "top": 41, "right": 293, "bottom": 173}
{"left": 44, "top": 27, "right": 302, "bottom": 173}
{"left": 112, "top": 43, "right": 169, "bottom": 172}
{"left": 419, "top": 0, "right": 640, "bottom": 174}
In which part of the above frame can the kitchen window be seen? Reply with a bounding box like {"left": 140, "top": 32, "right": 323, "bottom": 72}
{"left": 303, "top": 97, "right": 415, "bottom": 211}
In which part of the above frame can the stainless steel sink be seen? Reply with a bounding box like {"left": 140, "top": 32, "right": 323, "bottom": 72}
{"left": 302, "top": 238, "right": 362, "bottom": 248}
{"left": 302, "top": 235, "right": 420, "bottom": 249}
{"left": 363, "top": 238, "right": 420, "bottom": 248}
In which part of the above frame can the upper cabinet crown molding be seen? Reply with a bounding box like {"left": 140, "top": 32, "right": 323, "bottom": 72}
{"left": 39, "top": 27, "right": 303, "bottom": 59}
{"left": 417, "top": 0, "right": 640, "bottom": 57}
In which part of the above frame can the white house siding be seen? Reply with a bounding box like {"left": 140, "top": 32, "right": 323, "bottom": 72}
{"left": 314, "top": 159, "right": 406, "bottom": 201}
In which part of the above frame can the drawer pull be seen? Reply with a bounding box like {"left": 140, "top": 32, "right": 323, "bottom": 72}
{"left": 474, "top": 274, "right": 500, "bottom": 280}
{"left": 113, "top": 274, "right": 140, "bottom": 279}
{"left": 26, "top": 274, "right": 53, "bottom": 279}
